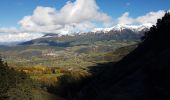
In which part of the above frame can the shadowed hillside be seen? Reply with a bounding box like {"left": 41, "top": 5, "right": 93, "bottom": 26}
{"left": 76, "top": 12, "right": 170, "bottom": 100}
{"left": 0, "top": 57, "right": 32, "bottom": 100}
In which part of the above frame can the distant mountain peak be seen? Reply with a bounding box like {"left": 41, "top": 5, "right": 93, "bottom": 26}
{"left": 41, "top": 24, "right": 152, "bottom": 38}
{"left": 42, "top": 33, "right": 59, "bottom": 38}
{"left": 92, "top": 24, "right": 152, "bottom": 33}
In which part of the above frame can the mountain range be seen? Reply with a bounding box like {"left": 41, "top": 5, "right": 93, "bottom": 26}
{"left": 19, "top": 24, "right": 150, "bottom": 47}
{"left": 0, "top": 24, "right": 151, "bottom": 46}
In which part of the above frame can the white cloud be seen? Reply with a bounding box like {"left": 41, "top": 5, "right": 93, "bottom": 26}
{"left": 136, "top": 10, "right": 165, "bottom": 25}
{"left": 0, "top": 0, "right": 112, "bottom": 42}
{"left": 118, "top": 10, "right": 166, "bottom": 25}
{"left": 0, "top": 33, "right": 43, "bottom": 42}
{"left": 0, "top": 0, "right": 168, "bottom": 43}
{"left": 0, "top": 27, "right": 18, "bottom": 33}
{"left": 118, "top": 12, "right": 135, "bottom": 25}
{"left": 19, "top": 0, "right": 112, "bottom": 34}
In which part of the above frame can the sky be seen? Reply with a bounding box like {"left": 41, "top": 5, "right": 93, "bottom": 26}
{"left": 0, "top": 0, "right": 169, "bottom": 42}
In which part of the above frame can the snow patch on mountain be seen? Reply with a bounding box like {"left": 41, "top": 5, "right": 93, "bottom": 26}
{"left": 92, "top": 24, "right": 152, "bottom": 33}
{"left": 0, "top": 24, "right": 152, "bottom": 44}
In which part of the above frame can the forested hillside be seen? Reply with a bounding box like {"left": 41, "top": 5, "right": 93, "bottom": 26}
{"left": 0, "top": 57, "right": 32, "bottom": 100}
{"left": 76, "top": 12, "right": 170, "bottom": 100}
